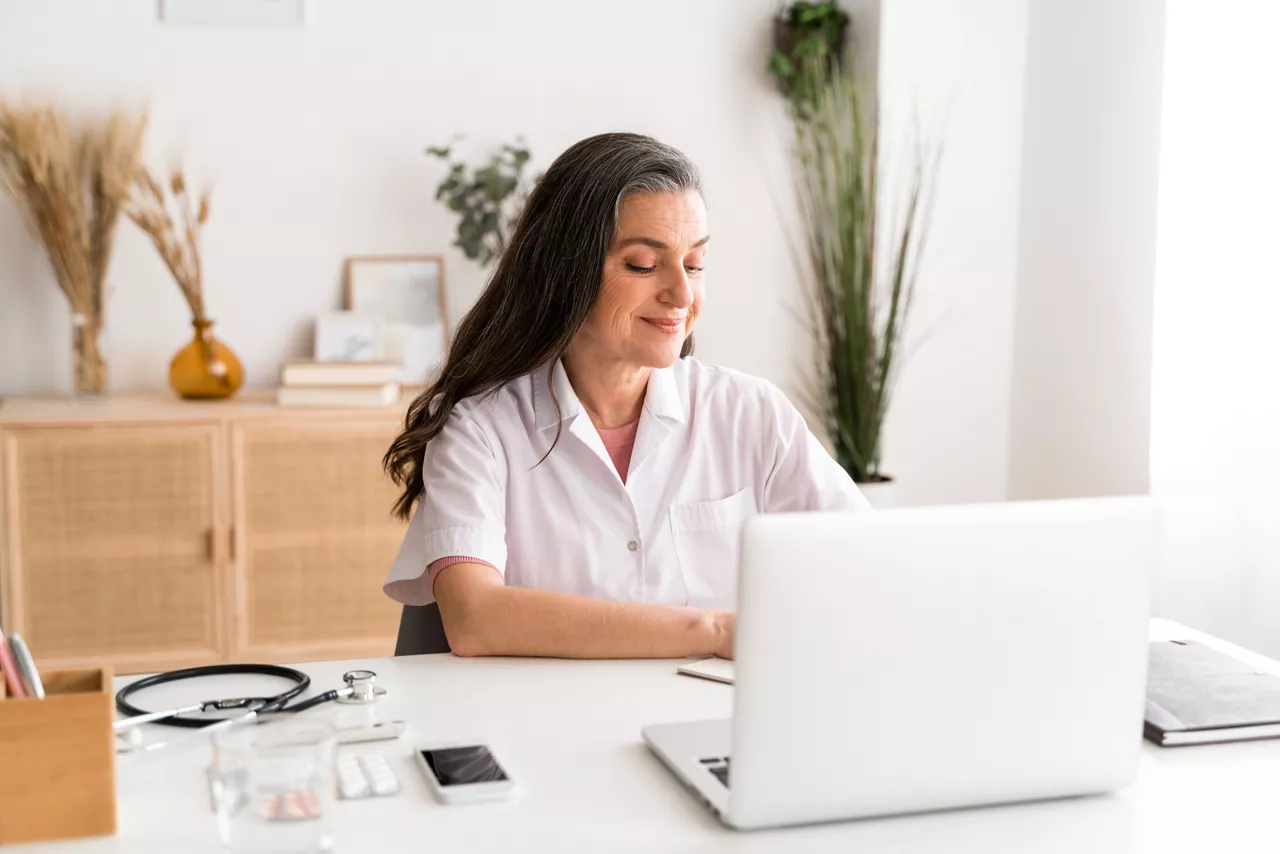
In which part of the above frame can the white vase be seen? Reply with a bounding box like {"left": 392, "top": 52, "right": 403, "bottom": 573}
{"left": 857, "top": 478, "right": 898, "bottom": 509}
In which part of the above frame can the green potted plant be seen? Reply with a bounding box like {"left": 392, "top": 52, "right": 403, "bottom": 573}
{"left": 426, "top": 137, "right": 540, "bottom": 267}
{"left": 787, "top": 58, "right": 939, "bottom": 507}
{"left": 768, "top": 1, "right": 850, "bottom": 110}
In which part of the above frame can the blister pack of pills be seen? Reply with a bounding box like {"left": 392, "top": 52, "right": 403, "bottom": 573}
{"left": 336, "top": 752, "right": 401, "bottom": 800}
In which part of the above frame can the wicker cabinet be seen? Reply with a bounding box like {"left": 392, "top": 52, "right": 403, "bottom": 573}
{"left": 0, "top": 393, "right": 411, "bottom": 675}
{"left": 233, "top": 419, "right": 407, "bottom": 663}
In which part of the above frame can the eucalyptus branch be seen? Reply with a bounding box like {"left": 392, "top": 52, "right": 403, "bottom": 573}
{"left": 427, "top": 137, "right": 540, "bottom": 268}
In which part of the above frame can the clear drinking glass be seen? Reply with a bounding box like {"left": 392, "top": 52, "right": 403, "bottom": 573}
{"left": 212, "top": 719, "right": 338, "bottom": 853}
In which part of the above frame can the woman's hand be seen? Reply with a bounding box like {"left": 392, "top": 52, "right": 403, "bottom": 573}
{"left": 710, "top": 611, "right": 735, "bottom": 660}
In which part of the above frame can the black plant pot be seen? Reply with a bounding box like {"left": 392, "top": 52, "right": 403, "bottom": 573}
{"left": 772, "top": 16, "right": 849, "bottom": 95}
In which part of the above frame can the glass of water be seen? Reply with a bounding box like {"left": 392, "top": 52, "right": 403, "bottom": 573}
{"left": 212, "top": 719, "right": 338, "bottom": 853}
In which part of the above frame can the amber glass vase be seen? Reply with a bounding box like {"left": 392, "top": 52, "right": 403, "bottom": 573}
{"left": 169, "top": 319, "right": 244, "bottom": 400}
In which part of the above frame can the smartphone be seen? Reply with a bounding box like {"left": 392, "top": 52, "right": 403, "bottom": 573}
{"left": 412, "top": 741, "right": 516, "bottom": 804}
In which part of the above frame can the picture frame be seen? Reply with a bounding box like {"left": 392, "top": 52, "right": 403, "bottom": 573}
{"left": 343, "top": 255, "right": 450, "bottom": 385}
{"left": 313, "top": 311, "right": 380, "bottom": 363}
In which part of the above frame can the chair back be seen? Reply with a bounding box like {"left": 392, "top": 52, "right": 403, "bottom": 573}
{"left": 394, "top": 603, "right": 451, "bottom": 655}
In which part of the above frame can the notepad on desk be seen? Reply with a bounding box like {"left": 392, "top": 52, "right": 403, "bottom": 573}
{"left": 1145, "top": 639, "right": 1280, "bottom": 746}
{"left": 676, "top": 658, "right": 735, "bottom": 685}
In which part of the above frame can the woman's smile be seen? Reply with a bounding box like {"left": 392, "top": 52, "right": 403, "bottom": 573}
{"left": 641, "top": 316, "right": 686, "bottom": 334}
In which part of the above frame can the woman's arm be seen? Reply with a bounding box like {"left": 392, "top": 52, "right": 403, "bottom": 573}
{"left": 435, "top": 563, "right": 735, "bottom": 659}
{"left": 760, "top": 381, "right": 871, "bottom": 512}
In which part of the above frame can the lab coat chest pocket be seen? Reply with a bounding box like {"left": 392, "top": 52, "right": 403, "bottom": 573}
{"left": 669, "top": 487, "right": 758, "bottom": 608}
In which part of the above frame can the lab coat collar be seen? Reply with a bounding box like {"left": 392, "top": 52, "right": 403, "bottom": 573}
{"left": 642, "top": 363, "right": 687, "bottom": 425}
{"left": 532, "top": 360, "right": 687, "bottom": 432}
{"left": 533, "top": 361, "right": 583, "bottom": 431}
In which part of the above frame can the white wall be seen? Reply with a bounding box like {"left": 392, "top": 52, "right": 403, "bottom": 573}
{"left": 0, "top": 0, "right": 1032, "bottom": 509}
{"left": 1006, "top": 0, "right": 1167, "bottom": 501}
{"left": 1149, "top": 0, "right": 1280, "bottom": 656}
{"left": 0, "top": 0, "right": 802, "bottom": 398}
{"left": 874, "top": 0, "right": 1029, "bottom": 506}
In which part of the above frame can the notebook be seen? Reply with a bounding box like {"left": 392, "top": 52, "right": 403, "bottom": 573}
{"left": 1145, "top": 639, "right": 1280, "bottom": 746}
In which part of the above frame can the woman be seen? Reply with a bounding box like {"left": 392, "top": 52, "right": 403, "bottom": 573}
{"left": 383, "top": 132, "right": 869, "bottom": 659}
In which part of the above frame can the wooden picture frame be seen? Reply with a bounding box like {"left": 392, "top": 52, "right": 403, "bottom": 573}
{"left": 342, "top": 255, "right": 450, "bottom": 384}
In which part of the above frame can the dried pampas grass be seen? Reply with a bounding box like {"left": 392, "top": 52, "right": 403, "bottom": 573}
{"left": 0, "top": 102, "right": 148, "bottom": 393}
{"left": 124, "top": 164, "right": 211, "bottom": 323}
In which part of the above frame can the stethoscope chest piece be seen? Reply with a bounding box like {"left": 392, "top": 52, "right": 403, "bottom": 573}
{"left": 336, "top": 669, "right": 386, "bottom": 705}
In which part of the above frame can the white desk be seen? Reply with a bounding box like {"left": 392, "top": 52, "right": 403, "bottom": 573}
{"left": 14, "top": 620, "right": 1280, "bottom": 853}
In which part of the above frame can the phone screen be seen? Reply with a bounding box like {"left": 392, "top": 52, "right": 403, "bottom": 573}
{"left": 420, "top": 745, "right": 509, "bottom": 787}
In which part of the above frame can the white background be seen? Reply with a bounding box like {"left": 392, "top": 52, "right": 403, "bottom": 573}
{"left": 0, "top": 0, "right": 1164, "bottom": 511}
{"left": 1149, "top": 1, "right": 1280, "bottom": 655}
{"left": 1006, "top": 0, "right": 1166, "bottom": 501}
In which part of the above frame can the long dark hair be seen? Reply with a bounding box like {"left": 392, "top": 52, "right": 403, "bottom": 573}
{"left": 384, "top": 132, "right": 703, "bottom": 520}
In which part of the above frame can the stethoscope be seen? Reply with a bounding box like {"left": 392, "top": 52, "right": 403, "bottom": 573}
{"left": 113, "top": 664, "right": 387, "bottom": 752}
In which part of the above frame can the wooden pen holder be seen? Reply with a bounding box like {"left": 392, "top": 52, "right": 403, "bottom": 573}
{"left": 0, "top": 667, "right": 117, "bottom": 845}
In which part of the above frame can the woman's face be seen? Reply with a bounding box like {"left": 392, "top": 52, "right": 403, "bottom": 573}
{"left": 575, "top": 190, "right": 708, "bottom": 369}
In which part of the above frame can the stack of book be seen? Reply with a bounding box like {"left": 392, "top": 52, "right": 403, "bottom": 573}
{"left": 276, "top": 360, "right": 401, "bottom": 407}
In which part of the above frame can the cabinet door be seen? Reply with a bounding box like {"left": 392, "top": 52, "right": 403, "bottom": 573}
{"left": 233, "top": 418, "right": 407, "bottom": 661}
{"left": 0, "top": 425, "right": 227, "bottom": 674}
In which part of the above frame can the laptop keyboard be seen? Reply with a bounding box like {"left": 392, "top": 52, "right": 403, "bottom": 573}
{"left": 700, "top": 756, "right": 730, "bottom": 788}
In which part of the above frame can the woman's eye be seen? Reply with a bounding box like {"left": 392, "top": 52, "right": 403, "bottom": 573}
{"left": 626, "top": 263, "right": 656, "bottom": 274}
{"left": 685, "top": 265, "right": 704, "bottom": 274}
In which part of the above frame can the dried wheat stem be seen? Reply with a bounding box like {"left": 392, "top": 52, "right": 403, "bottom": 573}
{"left": 124, "top": 161, "right": 210, "bottom": 322}
{"left": 0, "top": 102, "right": 147, "bottom": 332}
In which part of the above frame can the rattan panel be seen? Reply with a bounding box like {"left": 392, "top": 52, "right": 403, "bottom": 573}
{"left": 11, "top": 426, "right": 220, "bottom": 659}
{"left": 17, "top": 428, "right": 213, "bottom": 544}
{"left": 239, "top": 422, "right": 405, "bottom": 648}
{"left": 241, "top": 423, "right": 403, "bottom": 534}
{"left": 245, "top": 531, "right": 403, "bottom": 646}
{"left": 23, "top": 554, "right": 217, "bottom": 657}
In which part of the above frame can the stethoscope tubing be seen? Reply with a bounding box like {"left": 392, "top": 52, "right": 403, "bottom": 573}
{"left": 115, "top": 663, "right": 312, "bottom": 729}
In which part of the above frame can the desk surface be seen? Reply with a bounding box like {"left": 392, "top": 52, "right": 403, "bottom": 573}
{"left": 16, "top": 619, "right": 1280, "bottom": 853}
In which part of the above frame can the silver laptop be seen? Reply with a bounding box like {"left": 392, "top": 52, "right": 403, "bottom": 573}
{"left": 642, "top": 497, "right": 1156, "bottom": 831}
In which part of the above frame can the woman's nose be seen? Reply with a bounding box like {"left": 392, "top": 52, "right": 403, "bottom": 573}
{"left": 661, "top": 268, "right": 694, "bottom": 309}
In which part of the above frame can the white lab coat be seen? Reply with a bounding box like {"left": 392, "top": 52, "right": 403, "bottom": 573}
{"left": 383, "top": 357, "right": 869, "bottom": 610}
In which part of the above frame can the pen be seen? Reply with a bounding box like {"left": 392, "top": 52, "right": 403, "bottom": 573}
{"left": 0, "top": 626, "right": 28, "bottom": 699}
{"left": 8, "top": 634, "right": 44, "bottom": 699}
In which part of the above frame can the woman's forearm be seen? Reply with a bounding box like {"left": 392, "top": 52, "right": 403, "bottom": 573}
{"left": 436, "top": 567, "right": 731, "bottom": 659}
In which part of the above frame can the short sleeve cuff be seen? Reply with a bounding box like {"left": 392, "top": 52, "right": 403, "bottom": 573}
{"left": 383, "top": 526, "right": 507, "bottom": 607}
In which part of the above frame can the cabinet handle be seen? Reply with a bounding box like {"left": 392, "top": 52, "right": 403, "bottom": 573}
{"left": 206, "top": 528, "right": 216, "bottom": 561}
{"left": 228, "top": 525, "right": 236, "bottom": 561}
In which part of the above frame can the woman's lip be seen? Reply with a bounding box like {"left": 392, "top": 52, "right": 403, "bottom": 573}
{"left": 642, "top": 317, "right": 685, "bottom": 333}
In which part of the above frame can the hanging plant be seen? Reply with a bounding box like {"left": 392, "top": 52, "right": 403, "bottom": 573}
{"left": 768, "top": 1, "right": 851, "bottom": 112}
